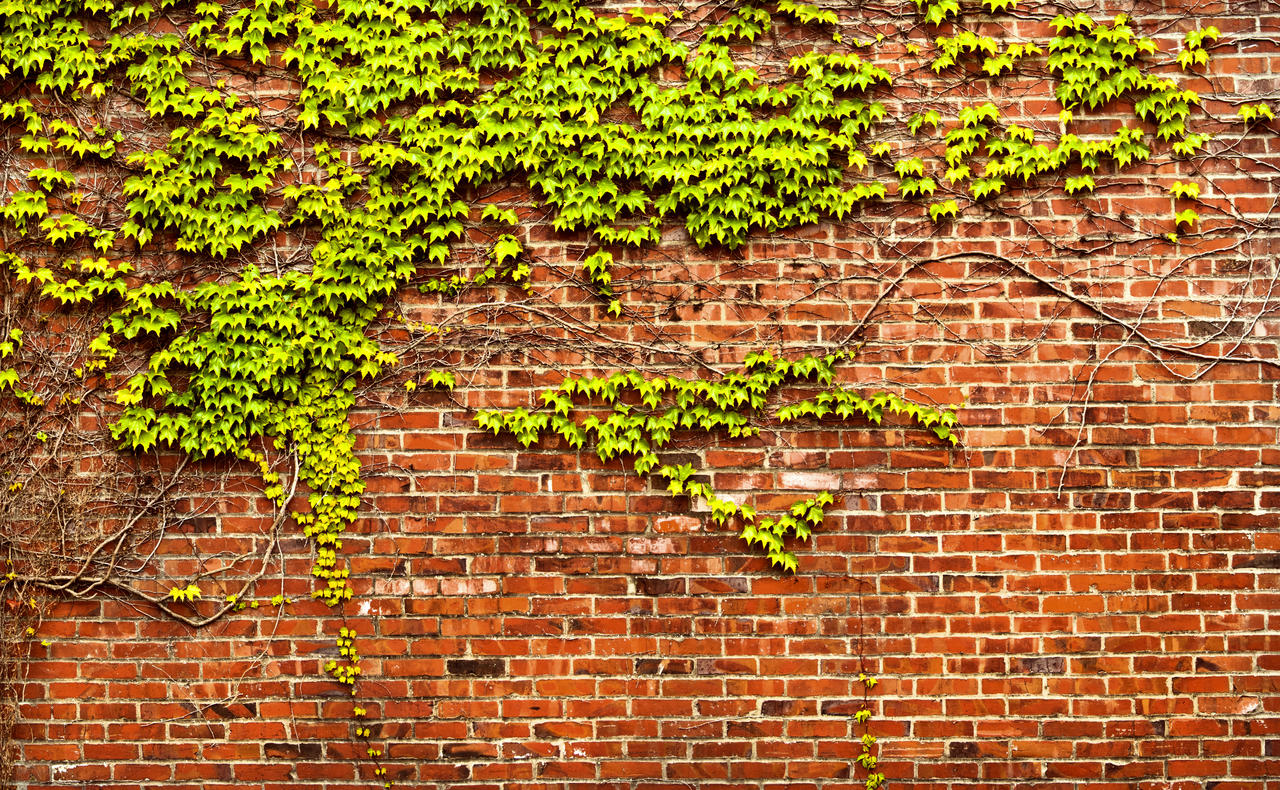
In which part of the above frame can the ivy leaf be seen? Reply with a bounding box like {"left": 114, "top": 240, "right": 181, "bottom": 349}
{"left": 491, "top": 235, "right": 523, "bottom": 266}
{"left": 1237, "top": 103, "right": 1275, "bottom": 123}
{"left": 1064, "top": 175, "right": 1095, "bottom": 195}
{"left": 929, "top": 200, "right": 959, "bottom": 222}
{"left": 480, "top": 204, "right": 520, "bottom": 225}
{"left": 970, "top": 177, "right": 1005, "bottom": 200}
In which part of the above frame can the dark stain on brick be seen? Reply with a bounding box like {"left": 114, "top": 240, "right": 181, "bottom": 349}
{"left": 635, "top": 658, "right": 692, "bottom": 675}
{"left": 636, "top": 576, "right": 685, "bottom": 595}
{"left": 265, "top": 743, "right": 322, "bottom": 760}
{"left": 206, "top": 702, "right": 256, "bottom": 719}
{"left": 949, "top": 742, "right": 979, "bottom": 758}
{"left": 1014, "top": 656, "right": 1065, "bottom": 675}
{"left": 446, "top": 658, "right": 505, "bottom": 677}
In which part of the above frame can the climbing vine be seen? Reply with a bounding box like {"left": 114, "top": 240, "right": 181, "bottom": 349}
{"left": 0, "top": 0, "right": 1276, "bottom": 786}
{"left": 479, "top": 350, "right": 958, "bottom": 571}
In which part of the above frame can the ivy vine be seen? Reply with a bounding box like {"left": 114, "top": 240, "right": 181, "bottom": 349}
{"left": 479, "top": 350, "right": 958, "bottom": 571}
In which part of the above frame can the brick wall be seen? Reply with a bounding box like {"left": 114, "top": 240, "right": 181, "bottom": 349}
{"left": 10, "top": 2, "right": 1280, "bottom": 789}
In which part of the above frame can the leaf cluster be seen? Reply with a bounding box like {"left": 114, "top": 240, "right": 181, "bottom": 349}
{"left": 477, "top": 351, "right": 959, "bottom": 571}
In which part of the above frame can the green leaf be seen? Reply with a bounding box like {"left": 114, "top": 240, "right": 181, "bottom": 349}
{"left": 1064, "top": 175, "right": 1095, "bottom": 195}
{"left": 929, "top": 200, "right": 959, "bottom": 222}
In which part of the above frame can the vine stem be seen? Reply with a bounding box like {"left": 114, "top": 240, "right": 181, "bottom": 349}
{"left": 30, "top": 453, "right": 299, "bottom": 628}
{"left": 844, "top": 250, "right": 1280, "bottom": 375}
